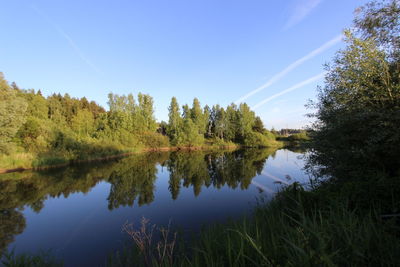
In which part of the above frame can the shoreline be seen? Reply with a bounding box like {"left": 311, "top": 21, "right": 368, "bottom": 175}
{"left": 0, "top": 145, "right": 240, "bottom": 175}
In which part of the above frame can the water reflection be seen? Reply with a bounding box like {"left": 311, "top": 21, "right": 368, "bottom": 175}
{"left": 0, "top": 209, "right": 25, "bottom": 256}
{"left": 0, "top": 148, "right": 292, "bottom": 257}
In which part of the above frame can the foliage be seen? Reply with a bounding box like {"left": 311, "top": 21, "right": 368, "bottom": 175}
{"left": 165, "top": 97, "right": 275, "bottom": 148}
{"left": 137, "top": 132, "right": 170, "bottom": 148}
{"left": 308, "top": 0, "right": 400, "bottom": 180}
{"left": 243, "top": 132, "right": 271, "bottom": 147}
{"left": 175, "top": 118, "right": 204, "bottom": 147}
{"left": 0, "top": 73, "right": 27, "bottom": 154}
{"left": 0, "top": 69, "right": 277, "bottom": 169}
{"left": 275, "top": 131, "right": 310, "bottom": 148}
{"left": 166, "top": 97, "right": 182, "bottom": 145}
{"left": 0, "top": 81, "right": 167, "bottom": 168}
{"left": 287, "top": 132, "right": 309, "bottom": 142}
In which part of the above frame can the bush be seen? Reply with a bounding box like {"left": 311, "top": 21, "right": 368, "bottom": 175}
{"left": 175, "top": 119, "right": 204, "bottom": 147}
{"left": 243, "top": 132, "right": 276, "bottom": 147}
{"left": 287, "top": 132, "right": 309, "bottom": 142}
{"left": 138, "top": 132, "right": 170, "bottom": 148}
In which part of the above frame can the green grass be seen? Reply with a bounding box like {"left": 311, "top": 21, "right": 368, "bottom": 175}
{"left": 0, "top": 152, "right": 35, "bottom": 170}
{"left": 0, "top": 142, "right": 141, "bottom": 171}
{"left": 1, "top": 250, "right": 63, "bottom": 267}
{"left": 0, "top": 140, "right": 238, "bottom": 171}
{"left": 107, "top": 182, "right": 400, "bottom": 267}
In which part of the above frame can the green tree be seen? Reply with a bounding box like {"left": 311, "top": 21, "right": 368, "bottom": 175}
{"left": 191, "top": 98, "right": 207, "bottom": 135}
{"left": 203, "top": 105, "right": 212, "bottom": 138}
{"left": 167, "top": 97, "right": 182, "bottom": 144}
{"left": 308, "top": 0, "right": 400, "bottom": 179}
{"left": 47, "top": 94, "right": 66, "bottom": 125}
{"left": 0, "top": 73, "right": 27, "bottom": 153}
{"left": 71, "top": 109, "right": 95, "bottom": 137}
{"left": 212, "top": 105, "right": 226, "bottom": 139}
{"left": 107, "top": 93, "right": 134, "bottom": 133}
{"left": 22, "top": 89, "right": 48, "bottom": 120}
{"left": 237, "top": 103, "right": 256, "bottom": 142}
{"left": 182, "top": 104, "right": 191, "bottom": 119}
{"left": 225, "top": 104, "right": 239, "bottom": 141}
{"left": 137, "top": 93, "right": 157, "bottom": 132}
{"left": 176, "top": 118, "right": 204, "bottom": 146}
{"left": 253, "top": 116, "right": 265, "bottom": 133}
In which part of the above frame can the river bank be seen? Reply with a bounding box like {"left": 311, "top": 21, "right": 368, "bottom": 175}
{"left": 0, "top": 143, "right": 250, "bottom": 174}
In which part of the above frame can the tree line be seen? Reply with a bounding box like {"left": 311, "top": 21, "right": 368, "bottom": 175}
{"left": 163, "top": 97, "right": 276, "bottom": 147}
{"left": 0, "top": 76, "right": 278, "bottom": 168}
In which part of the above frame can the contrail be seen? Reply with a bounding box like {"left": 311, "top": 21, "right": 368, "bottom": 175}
{"left": 261, "top": 171, "right": 289, "bottom": 185}
{"left": 252, "top": 72, "right": 325, "bottom": 110}
{"left": 251, "top": 180, "right": 275, "bottom": 194}
{"left": 31, "top": 5, "right": 102, "bottom": 74}
{"left": 234, "top": 34, "right": 342, "bottom": 104}
{"left": 284, "top": 0, "right": 323, "bottom": 30}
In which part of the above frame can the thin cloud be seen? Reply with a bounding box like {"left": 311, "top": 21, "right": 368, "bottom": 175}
{"left": 261, "top": 171, "right": 289, "bottom": 185}
{"left": 251, "top": 180, "right": 274, "bottom": 194}
{"left": 284, "top": 0, "right": 323, "bottom": 30}
{"left": 234, "top": 34, "right": 342, "bottom": 105}
{"left": 252, "top": 72, "right": 325, "bottom": 110}
{"left": 31, "top": 5, "right": 102, "bottom": 74}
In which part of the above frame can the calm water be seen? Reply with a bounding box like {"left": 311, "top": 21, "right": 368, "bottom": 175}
{"left": 0, "top": 148, "right": 308, "bottom": 267}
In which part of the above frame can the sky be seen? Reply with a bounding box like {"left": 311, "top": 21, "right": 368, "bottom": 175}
{"left": 0, "top": 0, "right": 370, "bottom": 129}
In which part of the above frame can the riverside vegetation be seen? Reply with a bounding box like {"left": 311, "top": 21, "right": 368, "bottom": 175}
{"left": 2, "top": 0, "right": 400, "bottom": 266}
{"left": 0, "top": 74, "right": 280, "bottom": 171}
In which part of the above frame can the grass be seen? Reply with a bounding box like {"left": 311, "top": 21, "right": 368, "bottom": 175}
{"left": 0, "top": 134, "right": 286, "bottom": 172}
{"left": 0, "top": 152, "right": 35, "bottom": 170}
{"left": 107, "top": 182, "right": 400, "bottom": 267}
{"left": 0, "top": 144, "right": 140, "bottom": 171}
{"left": 0, "top": 140, "right": 239, "bottom": 172}
{"left": 277, "top": 132, "right": 310, "bottom": 149}
{"left": 1, "top": 250, "right": 63, "bottom": 267}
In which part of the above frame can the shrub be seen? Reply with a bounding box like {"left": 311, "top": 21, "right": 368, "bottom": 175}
{"left": 287, "top": 132, "right": 309, "bottom": 142}
{"left": 243, "top": 132, "right": 274, "bottom": 147}
{"left": 138, "top": 132, "right": 170, "bottom": 148}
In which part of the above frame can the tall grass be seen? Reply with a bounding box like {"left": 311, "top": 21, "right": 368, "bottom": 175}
{"left": 0, "top": 153, "right": 35, "bottom": 170}
{"left": 1, "top": 250, "right": 63, "bottom": 267}
{"left": 108, "top": 183, "right": 400, "bottom": 266}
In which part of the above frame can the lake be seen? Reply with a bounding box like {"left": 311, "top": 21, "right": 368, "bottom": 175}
{"left": 0, "top": 148, "right": 308, "bottom": 267}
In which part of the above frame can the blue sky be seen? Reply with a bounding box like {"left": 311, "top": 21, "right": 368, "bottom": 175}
{"left": 0, "top": 0, "right": 369, "bottom": 129}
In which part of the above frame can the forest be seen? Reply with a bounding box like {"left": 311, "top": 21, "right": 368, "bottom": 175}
{"left": 0, "top": 76, "right": 279, "bottom": 170}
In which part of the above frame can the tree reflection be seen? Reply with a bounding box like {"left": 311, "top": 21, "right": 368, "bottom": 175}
{"left": 166, "top": 148, "right": 276, "bottom": 199}
{"left": 0, "top": 148, "right": 278, "bottom": 254}
{"left": 106, "top": 152, "right": 169, "bottom": 209}
{"left": 0, "top": 209, "right": 26, "bottom": 256}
